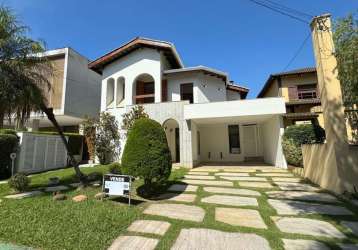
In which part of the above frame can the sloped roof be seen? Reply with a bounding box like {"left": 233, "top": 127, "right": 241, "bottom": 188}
{"left": 88, "top": 37, "right": 183, "bottom": 74}
{"left": 164, "top": 65, "right": 228, "bottom": 81}
{"left": 257, "top": 67, "right": 316, "bottom": 98}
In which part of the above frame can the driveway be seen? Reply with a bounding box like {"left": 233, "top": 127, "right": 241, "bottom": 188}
{"left": 108, "top": 165, "right": 358, "bottom": 250}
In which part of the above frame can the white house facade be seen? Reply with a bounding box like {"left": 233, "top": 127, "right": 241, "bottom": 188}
{"left": 89, "top": 37, "right": 287, "bottom": 168}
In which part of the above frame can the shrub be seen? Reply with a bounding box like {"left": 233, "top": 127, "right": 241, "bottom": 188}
{"left": 121, "top": 105, "right": 148, "bottom": 131}
{"left": 108, "top": 162, "right": 121, "bottom": 174}
{"left": 0, "top": 129, "right": 18, "bottom": 136}
{"left": 82, "top": 113, "right": 121, "bottom": 165}
{"left": 0, "top": 134, "right": 19, "bottom": 179}
{"left": 121, "top": 118, "right": 172, "bottom": 192}
{"left": 282, "top": 124, "right": 325, "bottom": 167}
{"left": 8, "top": 173, "right": 29, "bottom": 192}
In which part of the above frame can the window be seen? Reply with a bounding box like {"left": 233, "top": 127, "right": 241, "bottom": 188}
{"left": 297, "top": 84, "right": 317, "bottom": 99}
{"left": 180, "top": 83, "right": 193, "bottom": 103}
{"left": 106, "top": 78, "right": 115, "bottom": 108}
{"left": 228, "top": 125, "right": 240, "bottom": 154}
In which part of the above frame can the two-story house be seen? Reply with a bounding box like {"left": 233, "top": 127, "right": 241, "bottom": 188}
{"left": 89, "top": 37, "right": 287, "bottom": 168}
{"left": 4, "top": 48, "right": 102, "bottom": 132}
{"left": 257, "top": 67, "right": 324, "bottom": 128}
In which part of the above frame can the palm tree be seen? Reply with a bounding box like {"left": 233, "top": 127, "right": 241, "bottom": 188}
{"left": 0, "top": 6, "right": 86, "bottom": 182}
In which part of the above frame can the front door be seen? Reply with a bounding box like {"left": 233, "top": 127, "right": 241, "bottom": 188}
{"left": 242, "top": 124, "right": 258, "bottom": 157}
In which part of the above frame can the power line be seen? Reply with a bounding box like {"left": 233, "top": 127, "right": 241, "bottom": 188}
{"left": 263, "top": 0, "right": 313, "bottom": 19}
{"left": 283, "top": 32, "right": 311, "bottom": 71}
{"left": 247, "top": 0, "right": 311, "bottom": 24}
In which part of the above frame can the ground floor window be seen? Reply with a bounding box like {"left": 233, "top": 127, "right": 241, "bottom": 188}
{"left": 228, "top": 125, "right": 240, "bottom": 154}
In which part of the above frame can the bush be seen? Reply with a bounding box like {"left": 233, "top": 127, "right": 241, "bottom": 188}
{"left": 0, "top": 134, "right": 19, "bottom": 179}
{"left": 121, "top": 118, "right": 171, "bottom": 191}
{"left": 108, "top": 162, "right": 121, "bottom": 174}
{"left": 0, "top": 129, "right": 18, "bottom": 136}
{"left": 8, "top": 173, "right": 30, "bottom": 192}
{"left": 282, "top": 124, "right": 325, "bottom": 167}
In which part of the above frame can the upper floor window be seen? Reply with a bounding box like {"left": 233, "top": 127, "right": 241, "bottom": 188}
{"left": 106, "top": 78, "right": 115, "bottom": 108}
{"left": 134, "top": 74, "right": 155, "bottom": 104}
{"left": 297, "top": 84, "right": 317, "bottom": 99}
{"left": 180, "top": 83, "right": 193, "bottom": 103}
{"left": 288, "top": 84, "right": 318, "bottom": 100}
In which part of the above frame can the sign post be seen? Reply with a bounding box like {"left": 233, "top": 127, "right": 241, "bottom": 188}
{"left": 103, "top": 174, "right": 133, "bottom": 205}
{"left": 10, "top": 153, "right": 16, "bottom": 176}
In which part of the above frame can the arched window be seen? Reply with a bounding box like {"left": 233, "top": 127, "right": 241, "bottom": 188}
{"left": 106, "top": 78, "right": 115, "bottom": 108}
{"left": 116, "top": 77, "right": 125, "bottom": 107}
{"left": 133, "top": 73, "right": 155, "bottom": 104}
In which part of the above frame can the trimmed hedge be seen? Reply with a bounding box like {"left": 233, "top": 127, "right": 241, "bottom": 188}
{"left": 0, "top": 134, "right": 19, "bottom": 179}
{"left": 282, "top": 124, "right": 325, "bottom": 167}
{"left": 0, "top": 129, "right": 18, "bottom": 136}
{"left": 121, "top": 118, "right": 172, "bottom": 187}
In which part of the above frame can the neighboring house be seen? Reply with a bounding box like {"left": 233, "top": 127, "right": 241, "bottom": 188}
{"left": 89, "top": 37, "right": 287, "bottom": 168}
{"left": 4, "top": 48, "right": 102, "bottom": 132}
{"left": 257, "top": 67, "right": 324, "bottom": 128}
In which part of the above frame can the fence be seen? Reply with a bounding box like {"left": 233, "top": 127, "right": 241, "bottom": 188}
{"left": 16, "top": 132, "right": 68, "bottom": 174}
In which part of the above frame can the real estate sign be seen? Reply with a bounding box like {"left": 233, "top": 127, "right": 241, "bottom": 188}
{"left": 103, "top": 174, "right": 133, "bottom": 204}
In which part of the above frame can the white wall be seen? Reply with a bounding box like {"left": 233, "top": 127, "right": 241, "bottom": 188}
{"left": 166, "top": 71, "right": 227, "bottom": 104}
{"left": 227, "top": 89, "right": 241, "bottom": 101}
{"left": 261, "top": 116, "right": 287, "bottom": 168}
{"left": 64, "top": 48, "right": 102, "bottom": 119}
{"left": 101, "top": 48, "right": 162, "bottom": 111}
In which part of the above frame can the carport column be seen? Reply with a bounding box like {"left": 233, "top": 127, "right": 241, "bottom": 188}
{"left": 29, "top": 119, "right": 40, "bottom": 132}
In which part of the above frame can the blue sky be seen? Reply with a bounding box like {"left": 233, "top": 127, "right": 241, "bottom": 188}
{"left": 2, "top": 0, "right": 357, "bottom": 97}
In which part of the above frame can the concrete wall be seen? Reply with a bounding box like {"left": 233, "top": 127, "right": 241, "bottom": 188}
{"left": 64, "top": 48, "right": 102, "bottom": 119}
{"left": 302, "top": 144, "right": 358, "bottom": 193}
{"left": 261, "top": 116, "right": 287, "bottom": 168}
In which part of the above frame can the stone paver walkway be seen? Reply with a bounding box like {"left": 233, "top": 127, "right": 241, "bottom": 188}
{"left": 171, "top": 228, "right": 270, "bottom": 250}
{"left": 112, "top": 165, "right": 357, "bottom": 250}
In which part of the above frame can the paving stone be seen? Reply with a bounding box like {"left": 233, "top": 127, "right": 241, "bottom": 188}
{"left": 44, "top": 185, "right": 69, "bottom": 192}
{"left": 203, "top": 187, "right": 261, "bottom": 196}
{"left": 167, "top": 184, "right": 198, "bottom": 192}
{"left": 69, "top": 183, "right": 81, "bottom": 188}
{"left": 143, "top": 203, "right": 205, "bottom": 222}
{"left": 127, "top": 220, "right": 171, "bottom": 235}
{"left": 108, "top": 235, "right": 158, "bottom": 250}
{"left": 191, "top": 168, "right": 218, "bottom": 172}
{"left": 181, "top": 179, "right": 233, "bottom": 187}
{"left": 341, "top": 221, "right": 358, "bottom": 236}
{"left": 261, "top": 169, "right": 288, "bottom": 173}
{"left": 171, "top": 228, "right": 270, "bottom": 250}
{"left": 255, "top": 173, "right": 294, "bottom": 177}
{"left": 0, "top": 242, "right": 34, "bottom": 250}
{"left": 223, "top": 168, "right": 256, "bottom": 173}
{"left": 215, "top": 172, "right": 250, "bottom": 176}
{"left": 216, "top": 207, "right": 267, "bottom": 229}
{"left": 275, "top": 182, "right": 320, "bottom": 191}
{"left": 0, "top": 180, "right": 8, "bottom": 184}
{"left": 156, "top": 193, "right": 196, "bottom": 203}
{"left": 272, "top": 177, "right": 302, "bottom": 183}
{"left": 184, "top": 175, "right": 215, "bottom": 180}
{"left": 272, "top": 216, "right": 346, "bottom": 238}
{"left": 202, "top": 195, "right": 258, "bottom": 207}
{"left": 268, "top": 199, "right": 353, "bottom": 215}
{"left": 239, "top": 182, "right": 274, "bottom": 188}
{"left": 221, "top": 176, "right": 267, "bottom": 181}
{"left": 282, "top": 239, "right": 329, "bottom": 250}
{"left": 266, "top": 191, "right": 338, "bottom": 203}
{"left": 5, "top": 190, "right": 43, "bottom": 199}
{"left": 338, "top": 244, "right": 358, "bottom": 250}
{"left": 187, "top": 172, "right": 210, "bottom": 175}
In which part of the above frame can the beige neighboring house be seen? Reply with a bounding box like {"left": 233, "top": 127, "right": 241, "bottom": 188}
{"left": 257, "top": 67, "right": 324, "bottom": 129}
{"left": 4, "top": 48, "right": 102, "bottom": 132}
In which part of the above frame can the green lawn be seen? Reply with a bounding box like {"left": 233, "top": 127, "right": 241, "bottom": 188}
{"left": 0, "top": 165, "right": 187, "bottom": 250}
{"left": 0, "top": 166, "right": 357, "bottom": 250}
